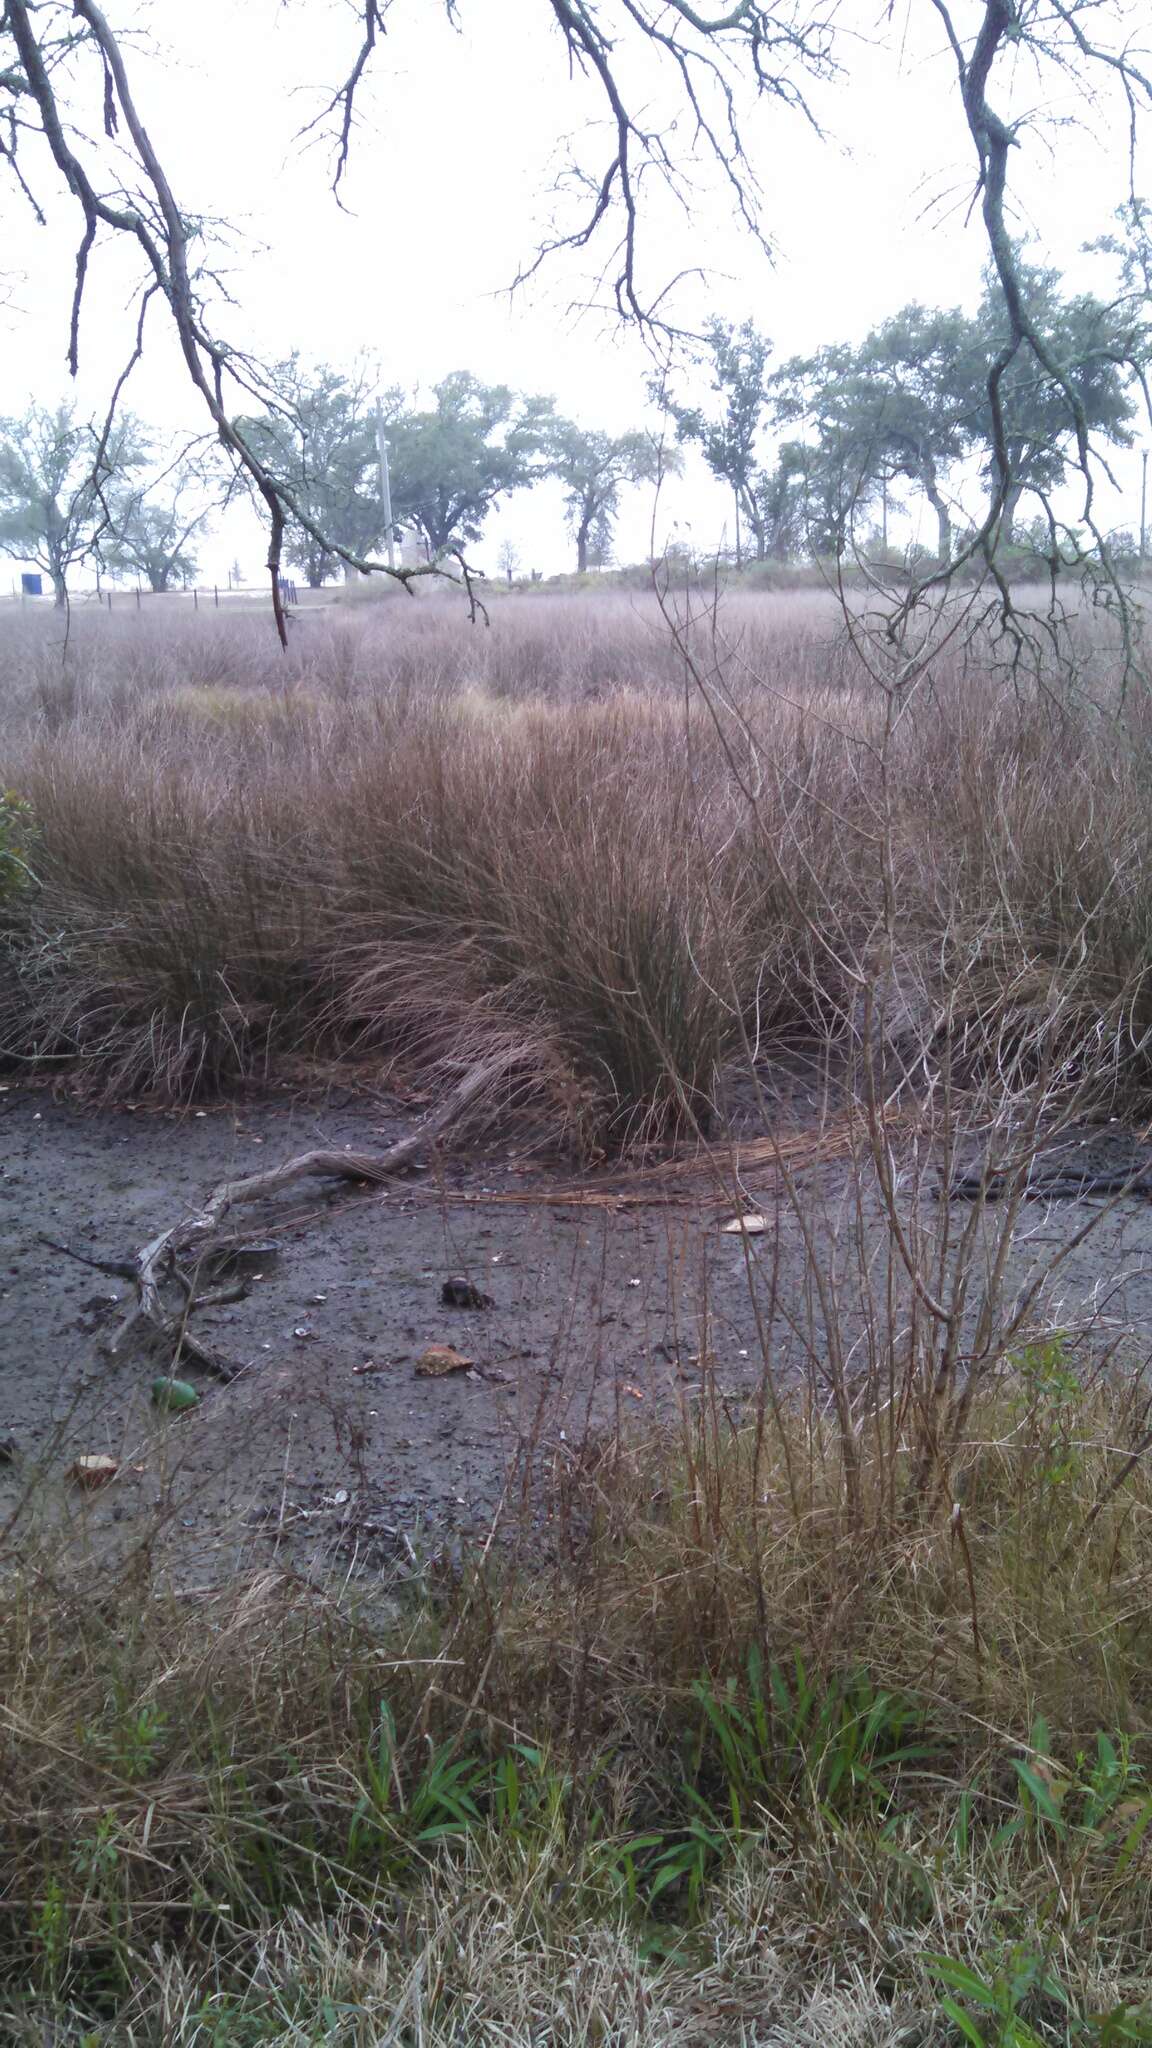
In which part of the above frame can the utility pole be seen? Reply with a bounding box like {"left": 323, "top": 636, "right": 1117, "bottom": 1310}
{"left": 376, "top": 399, "right": 396, "bottom": 571}
{"left": 1141, "top": 448, "right": 1148, "bottom": 568}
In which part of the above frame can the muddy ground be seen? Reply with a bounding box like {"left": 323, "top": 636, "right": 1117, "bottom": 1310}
{"left": 4, "top": 1075, "right": 1152, "bottom": 1586}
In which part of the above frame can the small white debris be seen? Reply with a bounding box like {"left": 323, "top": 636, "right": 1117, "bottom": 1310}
{"left": 720, "top": 1213, "right": 767, "bottom": 1235}
{"left": 69, "top": 1453, "right": 118, "bottom": 1488}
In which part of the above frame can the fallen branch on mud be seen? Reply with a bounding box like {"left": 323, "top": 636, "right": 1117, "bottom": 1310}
{"left": 107, "top": 1057, "right": 509, "bottom": 1383}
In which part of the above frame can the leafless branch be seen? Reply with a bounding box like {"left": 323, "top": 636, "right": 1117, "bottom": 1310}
{"left": 110, "top": 1054, "right": 511, "bottom": 1381}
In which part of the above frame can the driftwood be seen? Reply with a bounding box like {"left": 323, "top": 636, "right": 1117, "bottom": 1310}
{"left": 108, "top": 1056, "right": 508, "bottom": 1383}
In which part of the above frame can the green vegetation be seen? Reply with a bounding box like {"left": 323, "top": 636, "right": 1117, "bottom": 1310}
{"left": 3, "top": 1350, "right": 1152, "bottom": 2041}
{"left": 0, "top": 788, "right": 35, "bottom": 903}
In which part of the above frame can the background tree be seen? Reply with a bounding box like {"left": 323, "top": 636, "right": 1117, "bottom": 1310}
{"left": 658, "top": 319, "right": 774, "bottom": 565}
{"left": 0, "top": 401, "right": 144, "bottom": 603}
{"left": 549, "top": 423, "right": 666, "bottom": 572}
{"left": 496, "top": 537, "right": 521, "bottom": 585}
{"left": 752, "top": 441, "right": 814, "bottom": 562}
{"left": 104, "top": 459, "right": 214, "bottom": 592}
{"left": 971, "top": 259, "right": 1144, "bottom": 547}
{"left": 386, "top": 374, "right": 556, "bottom": 559}
{"left": 776, "top": 307, "right": 979, "bottom": 564}
{"left": 237, "top": 358, "right": 390, "bottom": 588}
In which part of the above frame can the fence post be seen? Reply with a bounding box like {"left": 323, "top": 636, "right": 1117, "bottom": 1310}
{"left": 194, "top": 587, "right": 199, "bottom": 611}
{"left": 214, "top": 585, "right": 219, "bottom": 608}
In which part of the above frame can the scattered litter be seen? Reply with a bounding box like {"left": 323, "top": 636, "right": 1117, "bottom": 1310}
{"left": 416, "top": 1345, "right": 474, "bottom": 1378}
{"left": 623, "top": 1384, "right": 645, "bottom": 1400}
{"left": 308, "top": 1293, "right": 328, "bottom": 1305}
{"left": 627, "top": 1277, "right": 641, "bottom": 1288}
{"left": 720, "top": 1213, "right": 767, "bottom": 1235}
{"left": 293, "top": 1326, "right": 313, "bottom": 1341}
{"left": 352, "top": 1360, "right": 384, "bottom": 1376}
{"left": 441, "top": 1276, "right": 494, "bottom": 1309}
{"left": 151, "top": 1376, "right": 200, "bottom": 1413}
{"left": 69, "top": 1454, "right": 118, "bottom": 1488}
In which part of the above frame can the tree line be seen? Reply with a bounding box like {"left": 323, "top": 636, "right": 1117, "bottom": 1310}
{"left": 1, "top": 247, "right": 1146, "bottom": 606}
{"left": 0, "top": 372, "right": 667, "bottom": 604}
{"left": 663, "top": 250, "right": 1148, "bottom": 570}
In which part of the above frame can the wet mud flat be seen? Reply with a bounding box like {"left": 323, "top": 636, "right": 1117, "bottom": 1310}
{"left": 3, "top": 1080, "right": 1152, "bottom": 1583}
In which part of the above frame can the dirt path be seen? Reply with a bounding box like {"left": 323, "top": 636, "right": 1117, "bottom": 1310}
{"left": 4, "top": 1081, "right": 1152, "bottom": 1583}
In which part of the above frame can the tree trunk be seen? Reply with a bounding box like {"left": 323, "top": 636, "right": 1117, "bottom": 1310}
{"left": 51, "top": 569, "right": 67, "bottom": 606}
{"left": 923, "top": 478, "right": 952, "bottom": 565}
{"left": 1000, "top": 480, "right": 1025, "bottom": 548}
{"left": 576, "top": 520, "right": 590, "bottom": 574}
{"left": 737, "top": 480, "right": 766, "bottom": 562}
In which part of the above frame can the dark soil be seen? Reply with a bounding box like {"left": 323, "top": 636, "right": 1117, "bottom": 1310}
{"left": 4, "top": 1076, "right": 1152, "bottom": 1585}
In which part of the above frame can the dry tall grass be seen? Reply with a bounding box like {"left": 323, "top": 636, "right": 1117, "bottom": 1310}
{"left": 1, "top": 590, "right": 1149, "bottom": 1138}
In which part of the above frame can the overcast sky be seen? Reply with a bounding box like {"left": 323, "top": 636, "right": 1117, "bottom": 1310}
{"left": 1, "top": 0, "right": 1147, "bottom": 585}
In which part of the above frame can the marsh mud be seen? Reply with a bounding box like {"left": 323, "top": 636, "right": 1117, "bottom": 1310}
{"left": 3, "top": 1077, "right": 1152, "bottom": 1583}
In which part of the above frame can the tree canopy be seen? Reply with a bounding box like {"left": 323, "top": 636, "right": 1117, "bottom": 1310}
{"left": 0, "top": 402, "right": 144, "bottom": 603}
{"left": 386, "top": 374, "right": 556, "bottom": 559}
{"left": 102, "top": 452, "right": 217, "bottom": 592}
{"left": 774, "top": 273, "right": 1147, "bottom": 566}
{"left": 236, "top": 359, "right": 393, "bottom": 588}
{"left": 549, "top": 424, "right": 666, "bottom": 571}
{"left": 659, "top": 320, "right": 775, "bottom": 564}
